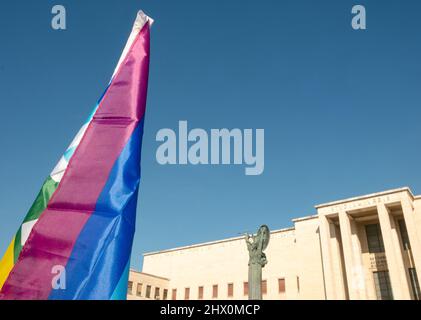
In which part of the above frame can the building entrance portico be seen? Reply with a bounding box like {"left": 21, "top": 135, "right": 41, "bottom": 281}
{"left": 317, "top": 188, "right": 421, "bottom": 300}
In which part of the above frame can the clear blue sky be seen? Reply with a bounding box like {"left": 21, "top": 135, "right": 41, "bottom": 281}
{"left": 1, "top": 0, "right": 421, "bottom": 270}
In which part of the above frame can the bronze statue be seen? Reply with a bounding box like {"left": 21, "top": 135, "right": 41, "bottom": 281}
{"left": 245, "top": 225, "right": 270, "bottom": 300}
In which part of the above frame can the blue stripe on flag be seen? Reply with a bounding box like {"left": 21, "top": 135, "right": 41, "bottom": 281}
{"left": 110, "top": 259, "right": 131, "bottom": 300}
{"left": 48, "top": 120, "right": 143, "bottom": 300}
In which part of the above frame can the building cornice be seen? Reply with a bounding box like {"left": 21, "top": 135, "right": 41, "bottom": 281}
{"left": 129, "top": 269, "right": 170, "bottom": 281}
{"left": 143, "top": 227, "right": 295, "bottom": 257}
{"left": 292, "top": 214, "right": 318, "bottom": 223}
{"left": 314, "top": 187, "right": 414, "bottom": 209}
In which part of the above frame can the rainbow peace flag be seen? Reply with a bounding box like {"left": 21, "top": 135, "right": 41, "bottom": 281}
{"left": 0, "top": 11, "right": 152, "bottom": 300}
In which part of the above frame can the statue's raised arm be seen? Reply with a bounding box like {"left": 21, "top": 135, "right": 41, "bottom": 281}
{"left": 245, "top": 234, "right": 253, "bottom": 252}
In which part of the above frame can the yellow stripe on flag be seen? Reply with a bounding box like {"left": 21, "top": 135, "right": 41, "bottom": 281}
{"left": 0, "top": 237, "right": 15, "bottom": 290}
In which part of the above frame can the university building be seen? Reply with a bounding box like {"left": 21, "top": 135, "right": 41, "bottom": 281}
{"left": 128, "top": 187, "right": 421, "bottom": 300}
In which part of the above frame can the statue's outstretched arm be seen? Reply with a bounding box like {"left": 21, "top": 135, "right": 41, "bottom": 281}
{"left": 245, "top": 234, "right": 253, "bottom": 251}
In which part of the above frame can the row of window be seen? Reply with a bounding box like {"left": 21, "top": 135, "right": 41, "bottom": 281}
{"left": 128, "top": 281, "right": 169, "bottom": 300}
{"left": 127, "top": 277, "right": 296, "bottom": 299}
{"left": 172, "top": 278, "right": 291, "bottom": 300}
{"left": 129, "top": 272, "right": 418, "bottom": 300}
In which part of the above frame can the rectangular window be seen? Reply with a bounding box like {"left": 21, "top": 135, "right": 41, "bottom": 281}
{"left": 227, "top": 283, "right": 234, "bottom": 297}
{"left": 409, "top": 268, "right": 421, "bottom": 300}
{"left": 155, "top": 287, "right": 160, "bottom": 299}
{"left": 398, "top": 219, "right": 411, "bottom": 250}
{"left": 244, "top": 282, "right": 249, "bottom": 296}
{"left": 136, "top": 283, "right": 143, "bottom": 297}
{"left": 184, "top": 287, "right": 190, "bottom": 300}
{"left": 212, "top": 285, "right": 218, "bottom": 298}
{"left": 146, "top": 285, "right": 152, "bottom": 299}
{"left": 261, "top": 280, "right": 267, "bottom": 295}
{"left": 127, "top": 281, "right": 133, "bottom": 295}
{"left": 163, "top": 289, "right": 168, "bottom": 300}
{"left": 366, "top": 224, "right": 385, "bottom": 253}
{"left": 278, "top": 278, "right": 286, "bottom": 293}
{"left": 172, "top": 289, "right": 177, "bottom": 300}
{"left": 373, "top": 271, "right": 393, "bottom": 300}
{"left": 198, "top": 286, "right": 204, "bottom": 299}
{"left": 296, "top": 277, "right": 300, "bottom": 293}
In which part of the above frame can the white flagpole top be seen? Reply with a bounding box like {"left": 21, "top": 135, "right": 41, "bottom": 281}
{"left": 111, "top": 10, "right": 153, "bottom": 80}
{"left": 134, "top": 10, "right": 154, "bottom": 30}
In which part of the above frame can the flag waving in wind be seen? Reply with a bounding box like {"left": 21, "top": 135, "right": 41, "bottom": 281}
{"left": 0, "top": 11, "right": 152, "bottom": 300}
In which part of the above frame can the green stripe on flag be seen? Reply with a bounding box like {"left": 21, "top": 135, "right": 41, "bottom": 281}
{"left": 25, "top": 176, "right": 59, "bottom": 222}
{"left": 13, "top": 176, "right": 59, "bottom": 262}
{"left": 13, "top": 229, "right": 21, "bottom": 263}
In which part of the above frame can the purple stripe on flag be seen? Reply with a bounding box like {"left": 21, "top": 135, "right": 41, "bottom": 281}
{"left": 0, "top": 23, "right": 150, "bottom": 300}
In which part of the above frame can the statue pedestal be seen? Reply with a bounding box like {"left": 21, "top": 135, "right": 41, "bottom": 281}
{"left": 248, "top": 263, "right": 263, "bottom": 300}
